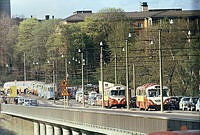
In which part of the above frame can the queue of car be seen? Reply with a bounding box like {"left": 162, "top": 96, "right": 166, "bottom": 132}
{"left": 75, "top": 91, "right": 200, "bottom": 111}
{"left": 14, "top": 96, "right": 38, "bottom": 106}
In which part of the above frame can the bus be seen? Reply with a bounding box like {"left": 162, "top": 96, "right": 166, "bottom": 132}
{"left": 103, "top": 85, "right": 126, "bottom": 108}
{"left": 136, "top": 83, "right": 171, "bottom": 110}
{"left": 3, "top": 81, "right": 36, "bottom": 94}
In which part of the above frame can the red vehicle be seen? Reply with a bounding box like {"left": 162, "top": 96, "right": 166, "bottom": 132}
{"left": 136, "top": 83, "right": 171, "bottom": 110}
{"left": 101, "top": 85, "right": 126, "bottom": 108}
{"left": 148, "top": 130, "right": 200, "bottom": 135}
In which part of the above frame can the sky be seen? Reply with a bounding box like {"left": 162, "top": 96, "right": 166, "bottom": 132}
{"left": 11, "top": 0, "right": 200, "bottom": 19}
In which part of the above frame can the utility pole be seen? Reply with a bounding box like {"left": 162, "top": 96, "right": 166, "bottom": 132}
{"left": 53, "top": 61, "right": 56, "bottom": 103}
{"left": 78, "top": 49, "right": 85, "bottom": 107}
{"left": 65, "top": 57, "right": 69, "bottom": 107}
{"left": 115, "top": 54, "right": 117, "bottom": 85}
{"left": 159, "top": 29, "right": 164, "bottom": 112}
{"left": 126, "top": 33, "right": 131, "bottom": 110}
{"left": 133, "top": 64, "right": 136, "bottom": 96}
{"left": 24, "top": 52, "right": 26, "bottom": 81}
{"left": 125, "top": 39, "right": 129, "bottom": 109}
{"left": 81, "top": 52, "right": 85, "bottom": 107}
{"left": 100, "top": 42, "right": 104, "bottom": 108}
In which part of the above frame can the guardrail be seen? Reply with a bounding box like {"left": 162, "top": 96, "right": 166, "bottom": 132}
{"left": 1, "top": 104, "right": 199, "bottom": 134}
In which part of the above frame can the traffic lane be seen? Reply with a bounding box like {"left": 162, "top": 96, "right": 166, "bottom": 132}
{"left": 39, "top": 103, "right": 199, "bottom": 121}
{"left": 32, "top": 96, "right": 200, "bottom": 121}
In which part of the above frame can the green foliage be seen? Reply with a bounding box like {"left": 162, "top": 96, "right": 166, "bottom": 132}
{"left": 0, "top": 10, "right": 199, "bottom": 97}
{"left": 132, "top": 19, "right": 200, "bottom": 96}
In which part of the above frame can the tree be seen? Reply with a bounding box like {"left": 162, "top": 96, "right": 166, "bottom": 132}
{"left": 132, "top": 18, "right": 200, "bottom": 96}
{"left": 0, "top": 17, "right": 19, "bottom": 83}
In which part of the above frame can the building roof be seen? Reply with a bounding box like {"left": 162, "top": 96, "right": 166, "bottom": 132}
{"left": 63, "top": 9, "right": 200, "bottom": 23}
{"left": 63, "top": 12, "right": 92, "bottom": 23}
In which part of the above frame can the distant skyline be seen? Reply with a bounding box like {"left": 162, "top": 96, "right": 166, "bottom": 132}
{"left": 11, "top": 0, "right": 200, "bottom": 19}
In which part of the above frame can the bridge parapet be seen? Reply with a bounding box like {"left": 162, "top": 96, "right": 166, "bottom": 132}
{"left": 0, "top": 104, "right": 199, "bottom": 134}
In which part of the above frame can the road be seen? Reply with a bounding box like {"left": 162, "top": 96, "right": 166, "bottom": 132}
{"left": 27, "top": 95, "right": 200, "bottom": 121}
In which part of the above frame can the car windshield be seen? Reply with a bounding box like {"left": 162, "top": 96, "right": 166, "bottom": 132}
{"left": 131, "top": 97, "right": 136, "bottom": 100}
{"left": 148, "top": 89, "right": 168, "bottom": 97}
{"left": 192, "top": 98, "right": 198, "bottom": 103}
{"left": 19, "top": 98, "right": 24, "bottom": 101}
{"left": 111, "top": 90, "right": 125, "bottom": 96}
{"left": 25, "top": 99, "right": 29, "bottom": 102}
{"left": 183, "top": 98, "right": 190, "bottom": 101}
{"left": 30, "top": 100, "right": 37, "bottom": 104}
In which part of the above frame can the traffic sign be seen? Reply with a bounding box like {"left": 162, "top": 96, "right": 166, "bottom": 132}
{"left": 61, "top": 88, "right": 70, "bottom": 96}
{"left": 60, "top": 79, "right": 69, "bottom": 88}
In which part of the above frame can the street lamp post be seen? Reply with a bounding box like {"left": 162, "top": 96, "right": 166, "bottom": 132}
{"left": 125, "top": 33, "right": 131, "bottom": 110}
{"left": 62, "top": 54, "right": 69, "bottom": 107}
{"left": 114, "top": 54, "right": 117, "bottom": 85}
{"left": 100, "top": 41, "right": 104, "bottom": 108}
{"left": 52, "top": 60, "right": 56, "bottom": 103}
{"left": 24, "top": 52, "right": 26, "bottom": 81}
{"left": 132, "top": 64, "right": 136, "bottom": 96}
{"left": 78, "top": 49, "right": 85, "bottom": 107}
{"left": 33, "top": 62, "right": 39, "bottom": 80}
{"left": 65, "top": 57, "right": 69, "bottom": 106}
{"left": 158, "top": 29, "right": 164, "bottom": 112}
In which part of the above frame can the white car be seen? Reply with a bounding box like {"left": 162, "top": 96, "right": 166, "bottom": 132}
{"left": 179, "top": 97, "right": 190, "bottom": 111}
{"left": 18, "top": 97, "right": 25, "bottom": 105}
{"left": 23, "top": 98, "right": 31, "bottom": 106}
{"left": 29, "top": 99, "right": 38, "bottom": 106}
{"left": 75, "top": 91, "right": 82, "bottom": 102}
{"left": 196, "top": 98, "right": 200, "bottom": 111}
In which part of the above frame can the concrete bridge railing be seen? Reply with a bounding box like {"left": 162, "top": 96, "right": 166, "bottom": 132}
{"left": 0, "top": 104, "right": 200, "bottom": 135}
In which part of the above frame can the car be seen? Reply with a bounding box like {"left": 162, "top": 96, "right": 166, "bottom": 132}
{"left": 129, "top": 96, "right": 136, "bottom": 108}
{"left": 88, "top": 91, "right": 97, "bottom": 105}
{"left": 23, "top": 98, "right": 31, "bottom": 106}
{"left": 88, "top": 96, "right": 96, "bottom": 106}
{"left": 149, "top": 130, "right": 200, "bottom": 135}
{"left": 75, "top": 91, "right": 82, "bottom": 102}
{"left": 186, "top": 97, "right": 199, "bottom": 111}
{"left": 179, "top": 97, "right": 190, "bottom": 111}
{"left": 95, "top": 93, "right": 102, "bottom": 106}
{"left": 29, "top": 99, "right": 38, "bottom": 106}
{"left": 196, "top": 98, "right": 200, "bottom": 111}
{"left": 168, "top": 96, "right": 180, "bottom": 110}
{"left": 18, "top": 97, "right": 25, "bottom": 105}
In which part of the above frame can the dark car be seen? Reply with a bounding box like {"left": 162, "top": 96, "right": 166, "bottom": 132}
{"left": 130, "top": 96, "right": 136, "bottom": 108}
{"left": 168, "top": 96, "right": 181, "bottom": 110}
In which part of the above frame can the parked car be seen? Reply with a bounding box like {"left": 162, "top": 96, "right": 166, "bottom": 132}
{"left": 179, "top": 97, "right": 190, "bottom": 111}
{"left": 196, "top": 98, "right": 200, "bottom": 111}
{"left": 129, "top": 96, "right": 136, "bottom": 108}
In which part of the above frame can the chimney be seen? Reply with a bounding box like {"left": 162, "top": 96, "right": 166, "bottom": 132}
{"left": 141, "top": 2, "right": 148, "bottom": 12}
{"left": 45, "top": 15, "right": 50, "bottom": 20}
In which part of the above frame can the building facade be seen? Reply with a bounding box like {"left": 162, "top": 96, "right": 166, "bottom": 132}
{"left": 63, "top": 2, "right": 200, "bottom": 30}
